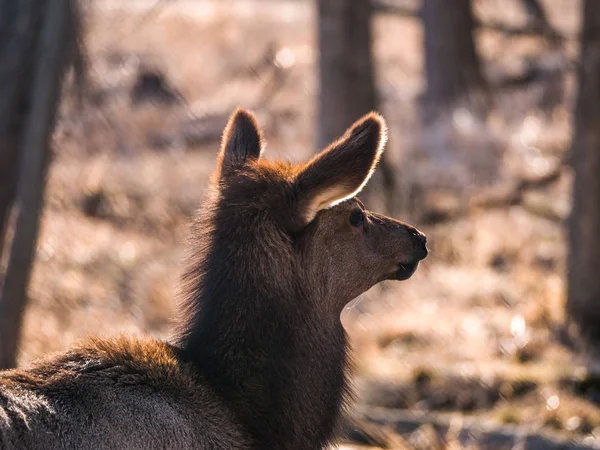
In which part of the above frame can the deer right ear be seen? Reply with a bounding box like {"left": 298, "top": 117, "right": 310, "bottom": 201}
{"left": 217, "top": 108, "right": 264, "bottom": 179}
{"left": 294, "top": 112, "right": 387, "bottom": 227}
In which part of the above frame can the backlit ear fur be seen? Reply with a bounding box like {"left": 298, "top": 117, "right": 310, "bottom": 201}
{"left": 217, "top": 108, "right": 264, "bottom": 178}
{"left": 296, "top": 112, "right": 387, "bottom": 225}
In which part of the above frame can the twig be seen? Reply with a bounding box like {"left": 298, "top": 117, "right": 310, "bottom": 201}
{"left": 372, "top": 0, "right": 568, "bottom": 43}
{"left": 471, "top": 161, "right": 566, "bottom": 210}
{"left": 418, "top": 159, "right": 568, "bottom": 226}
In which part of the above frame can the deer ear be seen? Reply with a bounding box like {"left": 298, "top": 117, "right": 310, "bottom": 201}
{"left": 295, "top": 112, "right": 387, "bottom": 226}
{"left": 217, "top": 108, "right": 264, "bottom": 177}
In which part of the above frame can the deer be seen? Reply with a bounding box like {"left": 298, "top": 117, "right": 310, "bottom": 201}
{"left": 0, "top": 108, "right": 427, "bottom": 450}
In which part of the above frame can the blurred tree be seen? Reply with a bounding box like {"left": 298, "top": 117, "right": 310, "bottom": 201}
{"left": 316, "top": 0, "right": 395, "bottom": 212}
{"left": 0, "top": 0, "right": 79, "bottom": 369}
{"left": 422, "top": 0, "right": 490, "bottom": 121}
{"left": 521, "top": 0, "right": 562, "bottom": 44}
{"left": 567, "top": 0, "right": 600, "bottom": 343}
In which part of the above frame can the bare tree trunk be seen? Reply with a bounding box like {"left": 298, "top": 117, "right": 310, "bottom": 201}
{"left": 567, "top": 0, "right": 600, "bottom": 343}
{"left": 0, "top": 151, "right": 18, "bottom": 257}
{"left": 0, "top": 0, "right": 77, "bottom": 369}
{"left": 316, "top": 0, "right": 394, "bottom": 212}
{"left": 422, "top": 0, "right": 490, "bottom": 120}
{"left": 0, "top": 1, "right": 45, "bottom": 256}
{"left": 317, "top": 0, "right": 377, "bottom": 148}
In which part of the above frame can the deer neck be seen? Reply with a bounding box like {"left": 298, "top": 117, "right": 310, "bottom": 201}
{"left": 175, "top": 232, "right": 351, "bottom": 450}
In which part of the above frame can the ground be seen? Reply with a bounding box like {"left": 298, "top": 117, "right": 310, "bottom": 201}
{"left": 12, "top": 0, "right": 600, "bottom": 448}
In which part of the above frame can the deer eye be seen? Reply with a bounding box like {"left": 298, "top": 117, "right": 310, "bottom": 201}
{"left": 349, "top": 210, "right": 365, "bottom": 227}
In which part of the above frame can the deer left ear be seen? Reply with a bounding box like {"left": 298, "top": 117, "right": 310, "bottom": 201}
{"left": 294, "top": 112, "right": 387, "bottom": 227}
{"left": 217, "top": 108, "right": 264, "bottom": 178}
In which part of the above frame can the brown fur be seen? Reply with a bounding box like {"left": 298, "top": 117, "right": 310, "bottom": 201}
{"left": 0, "top": 108, "right": 427, "bottom": 449}
{"left": 0, "top": 336, "right": 249, "bottom": 449}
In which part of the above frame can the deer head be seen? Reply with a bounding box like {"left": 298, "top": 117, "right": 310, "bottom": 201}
{"left": 205, "top": 108, "right": 427, "bottom": 314}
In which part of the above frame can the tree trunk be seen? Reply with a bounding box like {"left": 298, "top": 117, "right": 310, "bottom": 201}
{"left": 0, "top": 0, "right": 77, "bottom": 369}
{"left": 0, "top": 0, "right": 44, "bottom": 256}
{"left": 567, "top": 0, "right": 600, "bottom": 343}
{"left": 422, "top": 0, "right": 490, "bottom": 120}
{"left": 316, "top": 0, "right": 394, "bottom": 212}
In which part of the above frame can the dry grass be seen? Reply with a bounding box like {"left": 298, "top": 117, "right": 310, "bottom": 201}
{"left": 10, "top": 0, "right": 600, "bottom": 447}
